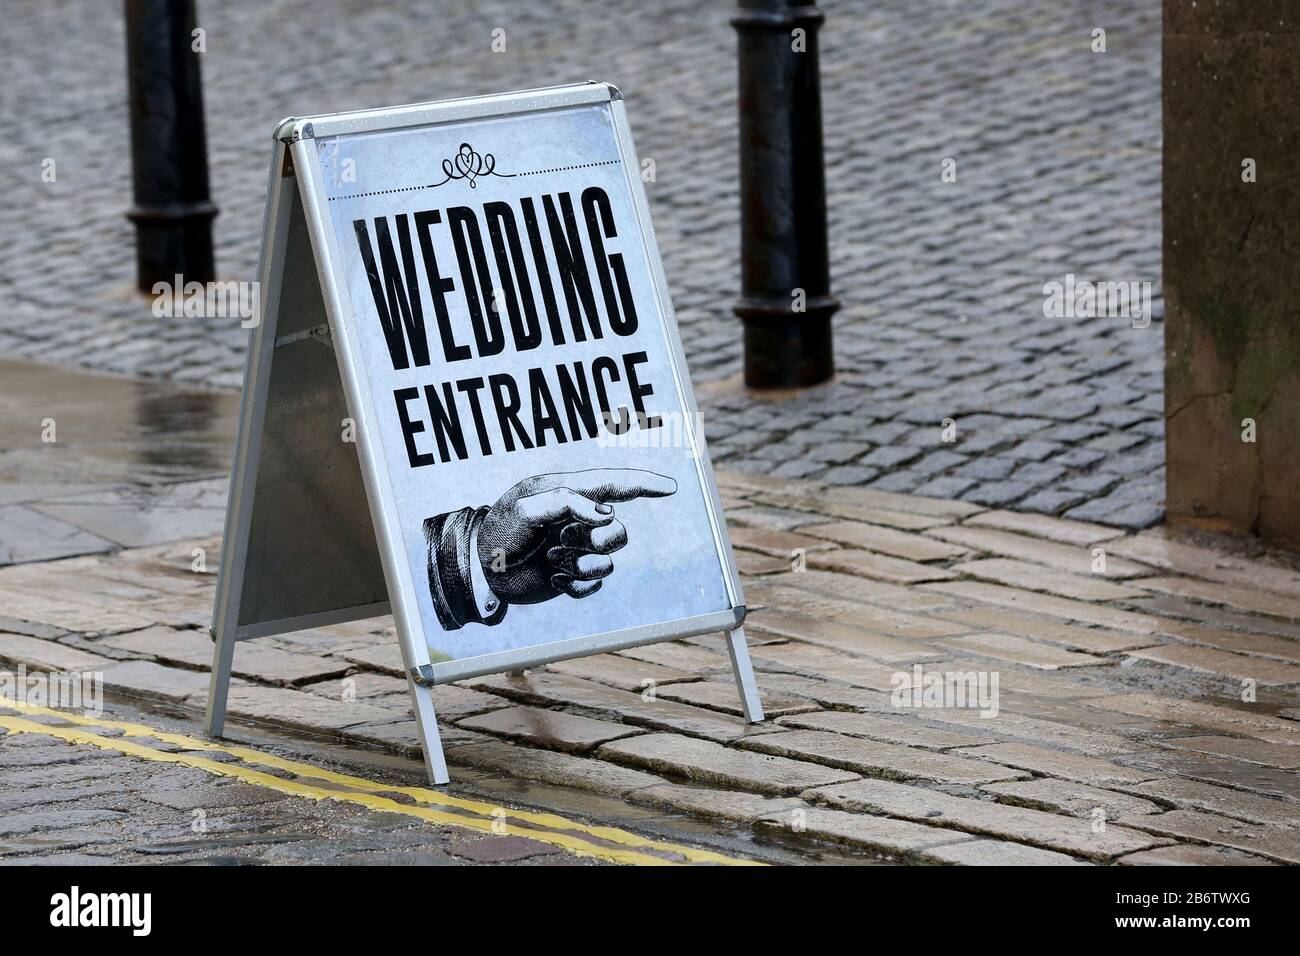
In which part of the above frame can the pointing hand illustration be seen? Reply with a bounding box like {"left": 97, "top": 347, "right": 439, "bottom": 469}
{"left": 478, "top": 469, "right": 677, "bottom": 605}
{"left": 423, "top": 469, "right": 677, "bottom": 630}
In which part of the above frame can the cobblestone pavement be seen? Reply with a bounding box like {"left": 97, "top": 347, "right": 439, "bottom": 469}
{"left": 3, "top": 362, "right": 1297, "bottom": 866}
{"left": 0, "top": 0, "right": 1164, "bottom": 526}
{"left": 0, "top": 709, "right": 608, "bottom": 866}
{"left": 1, "top": 697, "right": 785, "bottom": 865}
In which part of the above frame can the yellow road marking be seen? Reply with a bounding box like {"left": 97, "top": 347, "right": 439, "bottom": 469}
{"left": 3, "top": 701, "right": 707, "bottom": 856}
{"left": 0, "top": 698, "right": 762, "bottom": 867}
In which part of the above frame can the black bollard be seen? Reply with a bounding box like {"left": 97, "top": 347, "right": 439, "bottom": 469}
{"left": 732, "top": 0, "right": 837, "bottom": 388}
{"left": 124, "top": 0, "right": 217, "bottom": 292}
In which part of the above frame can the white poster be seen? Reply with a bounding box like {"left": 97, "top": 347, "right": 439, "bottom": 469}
{"left": 310, "top": 98, "right": 734, "bottom": 665}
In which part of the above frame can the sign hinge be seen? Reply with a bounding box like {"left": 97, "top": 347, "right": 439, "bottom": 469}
{"left": 273, "top": 322, "right": 332, "bottom": 350}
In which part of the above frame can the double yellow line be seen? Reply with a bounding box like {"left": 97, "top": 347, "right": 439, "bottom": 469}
{"left": 0, "top": 697, "right": 761, "bottom": 866}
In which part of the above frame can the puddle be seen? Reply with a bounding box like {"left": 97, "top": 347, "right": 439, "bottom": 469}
{"left": 0, "top": 359, "right": 239, "bottom": 493}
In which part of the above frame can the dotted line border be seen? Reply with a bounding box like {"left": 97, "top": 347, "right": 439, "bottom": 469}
{"left": 515, "top": 159, "right": 622, "bottom": 176}
{"left": 327, "top": 159, "right": 621, "bottom": 202}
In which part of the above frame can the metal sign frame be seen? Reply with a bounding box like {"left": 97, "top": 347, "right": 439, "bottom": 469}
{"left": 207, "top": 82, "right": 764, "bottom": 786}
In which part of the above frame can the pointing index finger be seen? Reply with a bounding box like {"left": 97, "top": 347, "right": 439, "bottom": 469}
{"left": 553, "top": 468, "right": 678, "bottom": 502}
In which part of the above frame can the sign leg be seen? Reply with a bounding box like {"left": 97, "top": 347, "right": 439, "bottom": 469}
{"left": 407, "top": 678, "right": 450, "bottom": 786}
{"left": 725, "top": 627, "right": 765, "bottom": 723}
{"left": 205, "top": 627, "right": 236, "bottom": 737}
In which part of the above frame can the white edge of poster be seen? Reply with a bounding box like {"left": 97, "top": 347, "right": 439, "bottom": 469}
{"left": 282, "top": 81, "right": 748, "bottom": 684}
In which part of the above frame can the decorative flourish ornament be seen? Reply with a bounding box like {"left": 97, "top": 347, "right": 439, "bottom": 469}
{"left": 432, "top": 142, "right": 514, "bottom": 188}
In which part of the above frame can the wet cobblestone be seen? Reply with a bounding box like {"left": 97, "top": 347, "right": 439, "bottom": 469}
{"left": 1, "top": 0, "right": 1162, "bottom": 527}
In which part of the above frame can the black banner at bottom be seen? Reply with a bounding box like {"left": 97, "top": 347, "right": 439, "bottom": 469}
{"left": 0, "top": 862, "right": 1282, "bottom": 942}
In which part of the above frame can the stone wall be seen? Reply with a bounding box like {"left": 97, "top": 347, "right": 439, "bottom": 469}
{"left": 1164, "top": 0, "right": 1300, "bottom": 546}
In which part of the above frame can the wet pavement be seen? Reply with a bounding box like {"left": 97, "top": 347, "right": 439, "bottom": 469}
{"left": 0, "top": 696, "right": 790, "bottom": 866}
{"left": 0, "top": 358, "right": 835, "bottom": 865}
{"left": 0, "top": 360, "right": 237, "bottom": 565}
{"left": 1, "top": 0, "right": 1166, "bottom": 525}
{"left": 2, "top": 359, "right": 1297, "bottom": 866}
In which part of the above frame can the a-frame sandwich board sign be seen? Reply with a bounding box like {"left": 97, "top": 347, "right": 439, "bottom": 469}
{"left": 207, "top": 82, "right": 764, "bottom": 786}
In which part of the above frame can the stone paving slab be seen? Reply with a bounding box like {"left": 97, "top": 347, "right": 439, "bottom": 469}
{"left": 629, "top": 784, "right": 805, "bottom": 827}
{"left": 1131, "top": 593, "right": 1300, "bottom": 641}
{"left": 1124, "top": 778, "right": 1300, "bottom": 829}
{"left": 467, "top": 672, "right": 763, "bottom": 744}
{"left": 727, "top": 526, "right": 838, "bottom": 558}
{"left": 744, "top": 608, "right": 944, "bottom": 664}
{"left": 748, "top": 643, "right": 929, "bottom": 692}
{"left": 776, "top": 711, "right": 996, "bottom": 751}
{"left": 1159, "top": 735, "right": 1300, "bottom": 770}
{"left": 31, "top": 480, "right": 228, "bottom": 548}
{"left": 922, "top": 580, "right": 1165, "bottom": 634}
{"left": 746, "top": 491, "right": 955, "bottom": 533}
{"left": 1159, "top": 625, "right": 1300, "bottom": 666}
{"left": 652, "top": 680, "right": 819, "bottom": 719}
{"left": 455, "top": 705, "right": 645, "bottom": 754}
{"left": 5, "top": 459, "right": 1300, "bottom": 864}
{"left": 800, "top": 521, "right": 972, "bottom": 562}
{"left": 737, "top": 729, "right": 1031, "bottom": 787}
{"left": 616, "top": 641, "right": 729, "bottom": 674}
{"left": 103, "top": 626, "right": 349, "bottom": 686}
{"left": 747, "top": 584, "right": 965, "bottom": 636}
{"left": 598, "top": 733, "right": 859, "bottom": 796}
{"left": 750, "top": 673, "right": 898, "bottom": 713}
{"left": 337, "top": 643, "right": 407, "bottom": 677}
{"left": 1021, "top": 698, "right": 1177, "bottom": 741}
{"left": 1125, "top": 643, "right": 1300, "bottom": 685}
{"left": 935, "top": 632, "right": 1110, "bottom": 670}
{"left": 1115, "top": 809, "right": 1300, "bottom": 865}
{"left": 1114, "top": 750, "right": 1299, "bottom": 801}
{"left": 917, "top": 708, "right": 1143, "bottom": 758}
{"left": 99, "top": 660, "right": 217, "bottom": 704}
{"left": 789, "top": 569, "right": 961, "bottom": 614}
{"left": 1107, "top": 530, "right": 1300, "bottom": 596}
{"left": 428, "top": 685, "right": 513, "bottom": 721}
{"left": 343, "top": 720, "right": 484, "bottom": 756}
{"left": 542, "top": 654, "right": 697, "bottom": 692}
{"left": 1133, "top": 576, "right": 1300, "bottom": 621}
{"left": 0, "top": 587, "right": 158, "bottom": 637}
{"left": 0, "top": 505, "right": 117, "bottom": 565}
{"left": 807, "top": 779, "right": 1171, "bottom": 860}
{"left": 223, "top": 685, "right": 403, "bottom": 735}
{"left": 980, "top": 778, "right": 1165, "bottom": 819}
{"left": 954, "top": 743, "right": 1162, "bottom": 787}
{"left": 805, "top": 549, "right": 957, "bottom": 585}
{"left": 952, "top": 558, "right": 1148, "bottom": 603}
{"left": 738, "top": 551, "right": 812, "bottom": 577}
{"left": 0, "top": 633, "right": 114, "bottom": 672}
{"left": 302, "top": 672, "right": 410, "bottom": 707}
{"left": 755, "top": 807, "right": 979, "bottom": 863}
{"left": 1087, "top": 694, "right": 1300, "bottom": 746}
{"left": 962, "top": 511, "right": 1124, "bottom": 547}
{"left": 445, "top": 739, "right": 666, "bottom": 798}
{"left": 929, "top": 525, "right": 1150, "bottom": 578}
{"left": 934, "top": 607, "right": 1150, "bottom": 653}
{"left": 924, "top": 838, "right": 1091, "bottom": 867}
{"left": 1117, "top": 844, "right": 1277, "bottom": 866}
